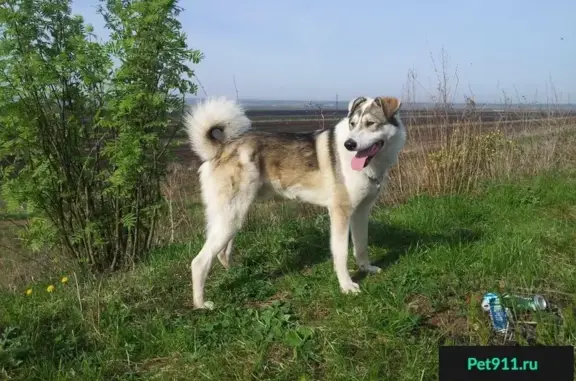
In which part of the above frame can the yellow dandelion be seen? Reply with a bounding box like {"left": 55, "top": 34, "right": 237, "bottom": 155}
{"left": 25, "top": 288, "right": 33, "bottom": 296}
{"left": 46, "top": 285, "right": 55, "bottom": 293}
{"left": 61, "top": 276, "right": 69, "bottom": 284}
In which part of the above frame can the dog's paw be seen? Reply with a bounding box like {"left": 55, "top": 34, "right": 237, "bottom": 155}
{"left": 340, "top": 281, "right": 361, "bottom": 294}
{"left": 360, "top": 264, "right": 382, "bottom": 274}
{"left": 195, "top": 300, "right": 215, "bottom": 310}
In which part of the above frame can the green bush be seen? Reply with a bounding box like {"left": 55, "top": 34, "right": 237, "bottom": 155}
{"left": 0, "top": 0, "right": 203, "bottom": 271}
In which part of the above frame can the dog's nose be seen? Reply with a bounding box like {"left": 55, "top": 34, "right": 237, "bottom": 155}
{"left": 344, "top": 139, "right": 357, "bottom": 151}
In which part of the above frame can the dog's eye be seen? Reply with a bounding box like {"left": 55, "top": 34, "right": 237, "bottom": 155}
{"left": 365, "top": 121, "right": 375, "bottom": 127}
{"left": 350, "top": 121, "right": 356, "bottom": 128}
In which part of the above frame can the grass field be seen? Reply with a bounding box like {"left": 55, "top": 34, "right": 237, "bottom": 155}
{"left": 1, "top": 170, "right": 575, "bottom": 380}
{"left": 1, "top": 100, "right": 575, "bottom": 379}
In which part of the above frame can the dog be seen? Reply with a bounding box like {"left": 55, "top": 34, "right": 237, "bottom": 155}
{"left": 184, "top": 96, "right": 407, "bottom": 309}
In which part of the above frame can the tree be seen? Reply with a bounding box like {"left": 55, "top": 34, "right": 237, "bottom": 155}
{"left": 0, "top": 0, "right": 203, "bottom": 271}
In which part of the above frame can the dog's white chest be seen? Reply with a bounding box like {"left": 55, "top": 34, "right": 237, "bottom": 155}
{"left": 342, "top": 172, "right": 381, "bottom": 207}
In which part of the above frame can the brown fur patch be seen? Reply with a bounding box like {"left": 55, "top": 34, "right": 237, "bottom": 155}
{"left": 212, "top": 131, "right": 324, "bottom": 193}
{"left": 374, "top": 97, "right": 401, "bottom": 120}
{"left": 256, "top": 132, "right": 321, "bottom": 190}
{"left": 326, "top": 128, "right": 340, "bottom": 178}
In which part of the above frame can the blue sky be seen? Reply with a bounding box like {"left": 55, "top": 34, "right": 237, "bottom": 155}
{"left": 72, "top": 0, "right": 575, "bottom": 103}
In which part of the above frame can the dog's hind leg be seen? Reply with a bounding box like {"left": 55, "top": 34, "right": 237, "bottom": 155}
{"left": 217, "top": 238, "right": 234, "bottom": 270}
{"left": 350, "top": 199, "right": 381, "bottom": 274}
{"left": 192, "top": 214, "right": 239, "bottom": 309}
{"left": 191, "top": 161, "right": 259, "bottom": 310}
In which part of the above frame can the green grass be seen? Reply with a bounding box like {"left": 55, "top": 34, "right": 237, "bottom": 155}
{"left": 1, "top": 171, "right": 576, "bottom": 380}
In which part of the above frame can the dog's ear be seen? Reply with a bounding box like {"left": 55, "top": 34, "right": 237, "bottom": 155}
{"left": 347, "top": 96, "right": 367, "bottom": 117}
{"left": 374, "top": 97, "right": 401, "bottom": 119}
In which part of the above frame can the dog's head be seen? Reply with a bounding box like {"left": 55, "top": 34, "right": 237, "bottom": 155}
{"left": 344, "top": 96, "right": 403, "bottom": 171}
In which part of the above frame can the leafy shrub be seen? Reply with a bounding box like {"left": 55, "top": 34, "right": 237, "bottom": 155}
{"left": 0, "top": 0, "right": 203, "bottom": 271}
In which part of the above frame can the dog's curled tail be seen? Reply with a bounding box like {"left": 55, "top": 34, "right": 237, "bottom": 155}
{"left": 184, "top": 97, "right": 251, "bottom": 162}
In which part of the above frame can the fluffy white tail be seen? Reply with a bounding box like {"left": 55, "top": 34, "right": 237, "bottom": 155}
{"left": 184, "top": 97, "right": 251, "bottom": 162}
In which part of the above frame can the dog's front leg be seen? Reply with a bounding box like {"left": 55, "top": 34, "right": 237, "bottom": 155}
{"left": 350, "top": 199, "right": 381, "bottom": 274}
{"left": 329, "top": 207, "right": 360, "bottom": 294}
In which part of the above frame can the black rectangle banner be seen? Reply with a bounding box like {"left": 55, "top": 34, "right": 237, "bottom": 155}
{"left": 439, "top": 345, "right": 574, "bottom": 381}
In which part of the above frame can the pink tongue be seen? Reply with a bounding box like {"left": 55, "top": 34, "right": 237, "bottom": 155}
{"left": 351, "top": 143, "right": 380, "bottom": 171}
{"left": 351, "top": 156, "right": 368, "bottom": 171}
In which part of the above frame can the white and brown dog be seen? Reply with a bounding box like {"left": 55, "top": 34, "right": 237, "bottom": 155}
{"left": 184, "top": 96, "right": 406, "bottom": 309}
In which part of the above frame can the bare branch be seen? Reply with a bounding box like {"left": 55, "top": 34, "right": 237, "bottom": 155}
{"left": 232, "top": 74, "right": 239, "bottom": 101}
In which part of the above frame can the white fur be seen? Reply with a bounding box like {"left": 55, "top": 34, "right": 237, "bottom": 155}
{"left": 185, "top": 97, "right": 406, "bottom": 309}
{"left": 184, "top": 97, "right": 251, "bottom": 162}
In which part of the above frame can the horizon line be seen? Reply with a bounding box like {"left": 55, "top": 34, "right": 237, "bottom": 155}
{"left": 185, "top": 96, "right": 575, "bottom": 106}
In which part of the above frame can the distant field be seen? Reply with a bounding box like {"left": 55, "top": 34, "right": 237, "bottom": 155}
{"left": 170, "top": 108, "right": 576, "bottom": 169}
{"left": 174, "top": 108, "right": 576, "bottom": 132}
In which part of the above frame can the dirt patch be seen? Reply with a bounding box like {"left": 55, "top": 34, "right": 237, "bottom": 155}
{"left": 407, "top": 294, "right": 468, "bottom": 337}
{"left": 426, "top": 310, "right": 468, "bottom": 335}
{"left": 302, "top": 302, "right": 331, "bottom": 322}
{"left": 245, "top": 290, "right": 292, "bottom": 309}
{"left": 407, "top": 294, "right": 434, "bottom": 316}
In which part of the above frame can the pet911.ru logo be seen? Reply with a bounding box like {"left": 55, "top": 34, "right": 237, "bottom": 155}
{"left": 467, "top": 357, "right": 538, "bottom": 371}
